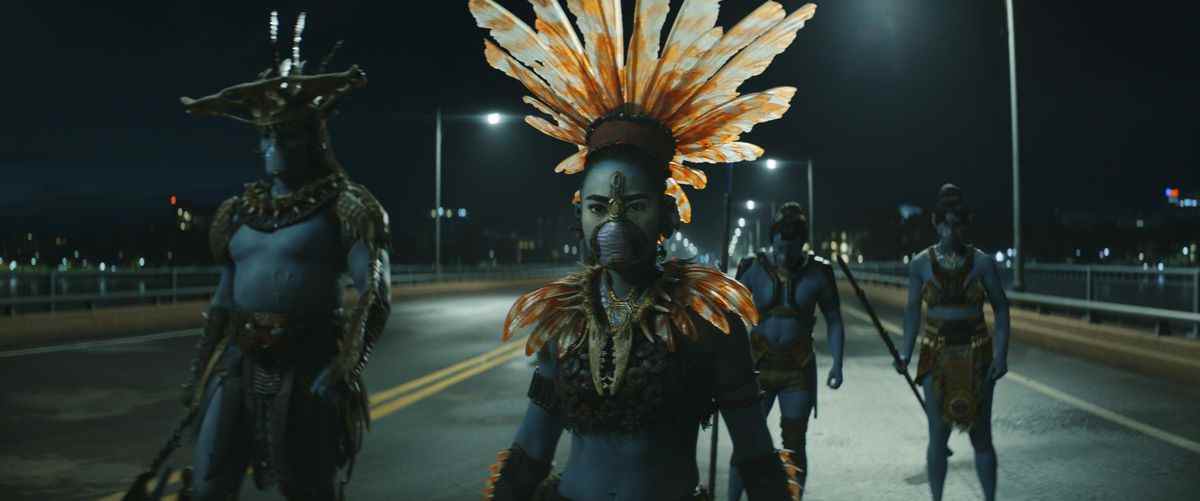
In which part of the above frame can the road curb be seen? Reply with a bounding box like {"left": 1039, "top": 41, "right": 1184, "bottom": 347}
{"left": 838, "top": 280, "right": 1200, "bottom": 384}
{"left": 0, "top": 277, "right": 552, "bottom": 351}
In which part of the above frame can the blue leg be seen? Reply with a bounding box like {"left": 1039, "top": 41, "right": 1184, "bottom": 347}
{"left": 726, "top": 390, "right": 778, "bottom": 501}
{"left": 191, "top": 376, "right": 251, "bottom": 501}
{"left": 969, "top": 379, "right": 998, "bottom": 501}
{"left": 922, "top": 377, "right": 952, "bottom": 501}
{"left": 776, "top": 388, "right": 815, "bottom": 497}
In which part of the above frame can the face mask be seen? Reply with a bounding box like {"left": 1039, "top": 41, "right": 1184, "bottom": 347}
{"left": 589, "top": 171, "right": 652, "bottom": 269}
{"left": 771, "top": 233, "right": 807, "bottom": 267}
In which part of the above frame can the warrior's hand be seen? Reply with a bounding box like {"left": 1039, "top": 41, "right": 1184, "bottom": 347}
{"left": 987, "top": 357, "right": 1008, "bottom": 382}
{"left": 826, "top": 365, "right": 844, "bottom": 389}
{"left": 310, "top": 365, "right": 343, "bottom": 404}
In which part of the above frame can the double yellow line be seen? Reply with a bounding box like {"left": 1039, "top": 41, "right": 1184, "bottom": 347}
{"left": 105, "top": 337, "right": 530, "bottom": 501}
{"left": 369, "top": 337, "right": 528, "bottom": 419}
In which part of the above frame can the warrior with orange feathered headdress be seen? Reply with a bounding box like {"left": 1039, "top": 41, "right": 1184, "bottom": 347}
{"left": 468, "top": 1, "right": 818, "bottom": 499}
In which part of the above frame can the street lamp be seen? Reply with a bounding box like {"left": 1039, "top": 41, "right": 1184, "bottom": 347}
{"left": 436, "top": 108, "right": 508, "bottom": 275}
{"left": 737, "top": 218, "right": 746, "bottom": 228}
{"left": 765, "top": 158, "right": 777, "bottom": 170}
{"left": 745, "top": 200, "right": 756, "bottom": 211}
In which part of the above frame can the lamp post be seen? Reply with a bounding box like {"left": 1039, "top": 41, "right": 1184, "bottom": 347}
{"left": 435, "top": 109, "right": 505, "bottom": 276}
{"left": 1004, "top": 0, "right": 1024, "bottom": 290}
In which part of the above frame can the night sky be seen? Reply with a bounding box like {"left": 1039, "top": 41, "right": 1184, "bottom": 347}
{"left": 2, "top": 0, "right": 1197, "bottom": 260}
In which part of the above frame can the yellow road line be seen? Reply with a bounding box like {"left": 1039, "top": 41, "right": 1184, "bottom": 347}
{"left": 369, "top": 339, "right": 526, "bottom": 405}
{"left": 107, "top": 340, "right": 531, "bottom": 500}
{"left": 97, "top": 471, "right": 182, "bottom": 501}
{"left": 371, "top": 347, "right": 527, "bottom": 419}
{"left": 842, "top": 305, "right": 1200, "bottom": 456}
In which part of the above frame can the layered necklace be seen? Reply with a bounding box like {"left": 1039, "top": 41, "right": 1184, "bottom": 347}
{"left": 934, "top": 243, "right": 967, "bottom": 270}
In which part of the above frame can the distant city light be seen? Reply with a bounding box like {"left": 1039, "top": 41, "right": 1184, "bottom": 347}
{"left": 734, "top": 228, "right": 742, "bottom": 237}
{"left": 486, "top": 113, "right": 502, "bottom": 125}
{"left": 31, "top": 257, "right": 37, "bottom": 266}
{"left": 903, "top": 255, "right": 910, "bottom": 264}
{"left": 1183, "top": 246, "right": 1190, "bottom": 256}
{"left": 563, "top": 244, "right": 570, "bottom": 254}
{"left": 169, "top": 195, "right": 177, "bottom": 206}
{"left": 430, "top": 209, "right": 437, "bottom": 218}
{"left": 995, "top": 251, "right": 1004, "bottom": 263}
{"left": 676, "top": 232, "right": 683, "bottom": 242}
{"left": 138, "top": 257, "right": 145, "bottom": 268}
{"left": 1138, "top": 252, "right": 1145, "bottom": 261}
{"left": 745, "top": 200, "right": 757, "bottom": 211}
{"left": 737, "top": 218, "right": 746, "bottom": 228}
{"left": 437, "top": 207, "right": 445, "bottom": 217}
{"left": 1102, "top": 248, "right": 1111, "bottom": 258}
{"left": 1158, "top": 262, "right": 1165, "bottom": 271}
{"left": 857, "top": 254, "right": 864, "bottom": 264}
{"left": 177, "top": 208, "right": 183, "bottom": 216}
{"left": 765, "top": 158, "right": 778, "bottom": 170}
{"left": 74, "top": 250, "right": 80, "bottom": 259}
{"left": 62, "top": 258, "right": 67, "bottom": 266}
{"left": 458, "top": 208, "right": 468, "bottom": 218}
{"left": 1075, "top": 249, "right": 1082, "bottom": 257}
{"left": 570, "top": 246, "right": 578, "bottom": 255}
{"left": 99, "top": 262, "right": 107, "bottom": 272}
{"left": 1006, "top": 248, "right": 1015, "bottom": 257}
{"left": 840, "top": 242, "right": 849, "bottom": 253}
{"left": 683, "top": 238, "right": 689, "bottom": 247}
{"left": 8, "top": 261, "right": 15, "bottom": 271}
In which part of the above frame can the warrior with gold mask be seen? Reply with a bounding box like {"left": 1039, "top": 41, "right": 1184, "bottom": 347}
{"left": 896, "top": 184, "right": 1010, "bottom": 501}
{"left": 467, "top": 1, "right": 818, "bottom": 499}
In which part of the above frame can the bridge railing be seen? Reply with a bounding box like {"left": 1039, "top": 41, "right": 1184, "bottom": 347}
{"left": 0, "top": 263, "right": 579, "bottom": 316}
{"left": 842, "top": 262, "right": 1200, "bottom": 337}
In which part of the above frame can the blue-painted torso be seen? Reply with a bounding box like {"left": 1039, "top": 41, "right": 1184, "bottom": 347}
{"left": 739, "top": 254, "right": 831, "bottom": 348}
{"left": 227, "top": 208, "right": 345, "bottom": 315}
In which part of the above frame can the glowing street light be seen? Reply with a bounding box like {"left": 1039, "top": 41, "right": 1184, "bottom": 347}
{"left": 737, "top": 218, "right": 746, "bottom": 228}
{"left": 765, "top": 158, "right": 777, "bottom": 170}
{"left": 486, "top": 112, "right": 502, "bottom": 125}
{"left": 745, "top": 200, "right": 756, "bottom": 211}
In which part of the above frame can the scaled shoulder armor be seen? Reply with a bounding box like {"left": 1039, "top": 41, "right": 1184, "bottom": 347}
{"left": 208, "top": 196, "right": 240, "bottom": 264}
{"left": 334, "top": 182, "right": 391, "bottom": 254}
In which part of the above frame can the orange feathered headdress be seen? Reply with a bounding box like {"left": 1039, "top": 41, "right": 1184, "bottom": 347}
{"left": 468, "top": 0, "right": 817, "bottom": 225}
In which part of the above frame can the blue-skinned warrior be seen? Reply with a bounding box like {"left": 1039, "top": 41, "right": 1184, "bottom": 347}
{"left": 896, "top": 184, "right": 1010, "bottom": 501}
{"left": 727, "top": 203, "right": 845, "bottom": 501}
{"left": 167, "top": 12, "right": 391, "bottom": 500}
{"left": 468, "top": 1, "right": 819, "bottom": 499}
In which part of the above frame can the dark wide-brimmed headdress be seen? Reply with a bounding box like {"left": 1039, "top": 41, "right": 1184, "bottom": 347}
{"left": 180, "top": 11, "right": 366, "bottom": 128}
{"left": 469, "top": 0, "right": 818, "bottom": 225}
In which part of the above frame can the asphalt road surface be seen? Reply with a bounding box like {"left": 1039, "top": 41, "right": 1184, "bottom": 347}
{"left": 2, "top": 283, "right": 1198, "bottom": 500}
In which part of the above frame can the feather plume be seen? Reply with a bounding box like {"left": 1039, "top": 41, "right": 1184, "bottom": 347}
{"left": 643, "top": 0, "right": 721, "bottom": 113}
{"left": 675, "top": 87, "right": 795, "bottom": 145}
{"left": 552, "top": 146, "right": 590, "bottom": 173}
{"left": 668, "top": 161, "right": 708, "bottom": 188}
{"left": 470, "top": 1, "right": 817, "bottom": 230}
{"left": 682, "top": 142, "right": 764, "bottom": 164}
{"left": 664, "top": 178, "right": 693, "bottom": 223}
{"left": 567, "top": 0, "right": 622, "bottom": 109}
{"left": 625, "top": 0, "right": 671, "bottom": 104}
{"left": 672, "top": 4, "right": 816, "bottom": 124}
{"left": 661, "top": 1, "right": 786, "bottom": 121}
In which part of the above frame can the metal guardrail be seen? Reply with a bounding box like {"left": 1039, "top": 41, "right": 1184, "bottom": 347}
{"left": 0, "top": 265, "right": 578, "bottom": 316}
{"left": 841, "top": 269, "right": 1200, "bottom": 336}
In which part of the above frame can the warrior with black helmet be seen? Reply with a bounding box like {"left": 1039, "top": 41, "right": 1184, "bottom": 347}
{"left": 728, "top": 201, "right": 846, "bottom": 501}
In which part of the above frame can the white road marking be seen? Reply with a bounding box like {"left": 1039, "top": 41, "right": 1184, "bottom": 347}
{"left": 0, "top": 329, "right": 200, "bottom": 358}
{"left": 841, "top": 306, "right": 1200, "bottom": 455}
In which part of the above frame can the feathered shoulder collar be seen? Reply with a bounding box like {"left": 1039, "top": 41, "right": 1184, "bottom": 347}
{"left": 502, "top": 260, "right": 759, "bottom": 358}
